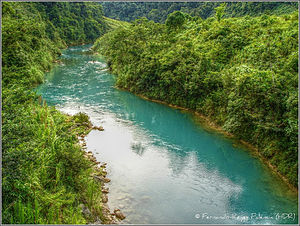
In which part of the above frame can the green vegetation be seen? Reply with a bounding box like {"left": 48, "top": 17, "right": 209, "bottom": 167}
{"left": 2, "top": 2, "right": 108, "bottom": 224}
{"left": 33, "top": 2, "right": 107, "bottom": 45}
{"left": 93, "top": 10, "right": 298, "bottom": 187}
{"left": 104, "top": 16, "right": 131, "bottom": 31}
{"left": 2, "top": 1, "right": 299, "bottom": 224}
{"left": 101, "top": 2, "right": 298, "bottom": 23}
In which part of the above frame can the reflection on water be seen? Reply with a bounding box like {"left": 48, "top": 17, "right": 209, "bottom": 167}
{"left": 131, "top": 142, "right": 146, "bottom": 156}
{"left": 37, "top": 45, "right": 298, "bottom": 224}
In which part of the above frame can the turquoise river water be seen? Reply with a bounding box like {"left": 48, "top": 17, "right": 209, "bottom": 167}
{"left": 37, "top": 45, "right": 298, "bottom": 224}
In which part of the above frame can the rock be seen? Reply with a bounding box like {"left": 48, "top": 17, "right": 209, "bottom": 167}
{"left": 93, "top": 175, "right": 103, "bottom": 182}
{"left": 107, "top": 214, "right": 115, "bottom": 223}
{"left": 102, "top": 188, "right": 109, "bottom": 194}
{"left": 103, "top": 177, "right": 111, "bottom": 183}
{"left": 102, "top": 171, "right": 107, "bottom": 176}
{"left": 118, "top": 204, "right": 125, "bottom": 209}
{"left": 114, "top": 209, "right": 126, "bottom": 220}
{"left": 87, "top": 153, "right": 93, "bottom": 157}
{"left": 88, "top": 151, "right": 92, "bottom": 154}
{"left": 102, "top": 194, "right": 108, "bottom": 203}
{"left": 92, "top": 126, "right": 104, "bottom": 131}
{"left": 88, "top": 157, "right": 94, "bottom": 162}
{"left": 102, "top": 203, "right": 110, "bottom": 213}
{"left": 93, "top": 175, "right": 111, "bottom": 183}
{"left": 87, "top": 155, "right": 96, "bottom": 162}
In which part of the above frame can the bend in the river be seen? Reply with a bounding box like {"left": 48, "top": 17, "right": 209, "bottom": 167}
{"left": 37, "top": 45, "right": 298, "bottom": 224}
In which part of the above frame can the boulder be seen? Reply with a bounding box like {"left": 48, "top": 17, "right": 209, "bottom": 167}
{"left": 114, "top": 209, "right": 126, "bottom": 220}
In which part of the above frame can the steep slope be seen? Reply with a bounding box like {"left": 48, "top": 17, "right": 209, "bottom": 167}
{"left": 101, "top": 2, "right": 298, "bottom": 23}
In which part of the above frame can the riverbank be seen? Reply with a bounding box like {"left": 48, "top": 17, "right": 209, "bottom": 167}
{"left": 37, "top": 56, "right": 124, "bottom": 223}
{"left": 116, "top": 87, "right": 298, "bottom": 193}
{"left": 77, "top": 123, "right": 125, "bottom": 224}
{"left": 2, "top": 2, "right": 111, "bottom": 223}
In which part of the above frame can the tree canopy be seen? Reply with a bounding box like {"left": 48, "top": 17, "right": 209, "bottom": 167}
{"left": 101, "top": 2, "right": 298, "bottom": 23}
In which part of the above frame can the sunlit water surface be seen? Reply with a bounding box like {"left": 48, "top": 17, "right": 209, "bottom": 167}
{"left": 37, "top": 45, "right": 298, "bottom": 224}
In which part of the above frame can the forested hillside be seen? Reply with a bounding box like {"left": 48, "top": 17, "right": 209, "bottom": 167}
{"left": 34, "top": 2, "right": 107, "bottom": 45}
{"left": 101, "top": 2, "right": 298, "bottom": 23}
{"left": 93, "top": 9, "right": 298, "bottom": 187}
{"left": 2, "top": 2, "right": 108, "bottom": 223}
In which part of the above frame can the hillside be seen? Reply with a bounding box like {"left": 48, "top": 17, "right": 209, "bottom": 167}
{"left": 93, "top": 10, "right": 298, "bottom": 187}
{"left": 104, "top": 16, "right": 131, "bottom": 31}
{"left": 101, "top": 2, "right": 298, "bottom": 23}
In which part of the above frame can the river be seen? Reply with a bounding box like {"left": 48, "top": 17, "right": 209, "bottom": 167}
{"left": 36, "top": 45, "right": 298, "bottom": 224}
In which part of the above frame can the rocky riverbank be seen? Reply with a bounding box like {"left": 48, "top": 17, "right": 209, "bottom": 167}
{"left": 78, "top": 127, "right": 126, "bottom": 224}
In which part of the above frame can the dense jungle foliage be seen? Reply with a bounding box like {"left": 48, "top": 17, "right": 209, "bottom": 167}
{"left": 104, "top": 16, "right": 131, "bottom": 31}
{"left": 34, "top": 2, "right": 107, "bottom": 45}
{"left": 101, "top": 1, "right": 298, "bottom": 23}
{"left": 93, "top": 9, "right": 299, "bottom": 187}
{"left": 2, "top": 2, "right": 107, "bottom": 223}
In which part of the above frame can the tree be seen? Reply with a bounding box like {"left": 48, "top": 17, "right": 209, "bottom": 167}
{"left": 215, "top": 3, "right": 226, "bottom": 22}
{"left": 165, "top": 11, "right": 185, "bottom": 29}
